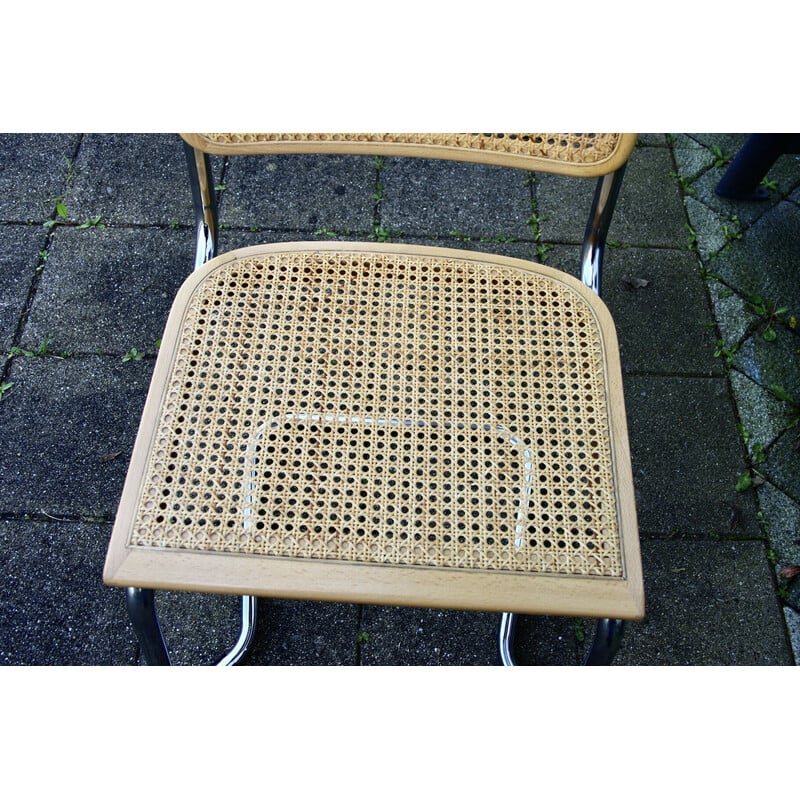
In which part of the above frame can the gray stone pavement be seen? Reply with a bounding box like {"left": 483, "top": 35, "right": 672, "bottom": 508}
{"left": 0, "top": 132, "right": 798, "bottom": 665}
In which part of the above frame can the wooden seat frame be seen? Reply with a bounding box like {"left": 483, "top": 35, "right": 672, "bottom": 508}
{"left": 103, "top": 133, "right": 643, "bottom": 665}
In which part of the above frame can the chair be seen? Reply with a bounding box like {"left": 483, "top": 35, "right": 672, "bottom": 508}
{"left": 103, "top": 133, "right": 644, "bottom": 665}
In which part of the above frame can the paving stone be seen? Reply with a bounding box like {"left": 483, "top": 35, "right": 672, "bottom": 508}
{"left": 757, "top": 481, "right": 800, "bottom": 569}
{"left": 0, "top": 355, "right": 151, "bottom": 517}
{"left": 729, "top": 368, "right": 792, "bottom": 450}
{"left": 615, "top": 539, "right": 792, "bottom": 665}
{"left": 219, "top": 153, "right": 375, "bottom": 233}
{"left": 359, "top": 605, "right": 498, "bottom": 666}
{"left": 691, "top": 163, "right": 797, "bottom": 229}
{"left": 537, "top": 144, "right": 687, "bottom": 247}
{"left": 214, "top": 226, "right": 376, "bottom": 253}
{"left": 0, "top": 134, "right": 81, "bottom": 222}
{"left": 501, "top": 613, "right": 587, "bottom": 665}
{"left": 0, "top": 225, "right": 46, "bottom": 351}
{"left": 379, "top": 157, "right": 533, "bottom": 239}
{"left": 0, "top": 519, "right": 136, "bottom": 665}
{"left": 670, "top": 133, "right": 721, "bottom": 179}
{"left": 244, "top": 598, "right": 360, "bottom": 666}
{"left": 783, "top": 607, "right": 800, "bottom": 664}
{"left": 684, "top": 196, "right": 730, "bottom": 259}
{"left": 683, "top": 134, "right": 800, "bottom": 216}
{"left": 707, "top": 277, "right": 758, "bottom": 344}
{"left": 756, "top": 479, "right": 800, "bottom": 612}
{"left": 687, "top": 133, "right": 750, "bottom": 157}
{"left": 760, "top": 428, "right": 800, "bottom": 503}
{"left": 623, "top": 375, "right": 759, "bottom": 536}
{"left": 711, "top": 200, "right": 800, "bottom": 318}
{"left": 732, "top": 326, "right": 800, "bottom": 401}
{"left": 127, "top": 592, "right": 362, "bottom": 666}
{"left": 546, "top": 242, "right": 722, "bottom": 375}
{"left": 63, "top": 133, "right": 194, "bottom": 226}
{"left": 24, "top": 226, "right": 193, "bottom": 354}
{"left": 399, "top": 235, "right": 546, "bottom": 263}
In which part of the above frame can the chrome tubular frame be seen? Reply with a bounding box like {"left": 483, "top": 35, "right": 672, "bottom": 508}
{"left": 184, "top": 140, "right": 218, "bottom": 270}
{"left": 124, "top": 145, "right": 259, "bottom": 666}
{"left": 216, "top": 596, "right": 259, "bottom": 666}
{"left": 580, "top": 166, "right": 628, "bottom": 295}
{"left": 126, "top": 589, "right": 259, "bottom": 666}
{"left": 584, "top": 618, "right": 626, "bottom": 665}
{"left": 126, "top": 588, "right": 170, "bottom": 665}
{"left": 499, "top": 614, "right": 625, "bottom": 666}
{"left": 500, "top": 166, "right": 628, "bottom": 666}
{"left": 499, "top": 612, "right": 516, "bottom": 666}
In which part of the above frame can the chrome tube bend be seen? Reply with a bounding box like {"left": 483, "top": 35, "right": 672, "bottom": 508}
{"left": 580, "top": 166, "right": 627, "bottom": 297}
{"left": 217, "top": 595, "right": 259, "bottom": 666}
{"left": 499, "top": 614, "right": 625, "bottom": 665}
{"left": 584, "top": 619, "right": 625, "bottom": 665}
{"left": 183, "top": 140, "right": 218, "bottom": 271}
{"left": 126, "top": 587, "right": 171, "bottom": 666}
{"left": 499, "top": 612, "right": 517, "bottom": 666}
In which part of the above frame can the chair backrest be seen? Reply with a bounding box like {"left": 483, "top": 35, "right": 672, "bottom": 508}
{"left": 181, "top": 132, "right": 637, "bottom": 177}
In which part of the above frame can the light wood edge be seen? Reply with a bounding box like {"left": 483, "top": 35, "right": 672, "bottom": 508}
{"left": 180, "top": 133, "right": 638, "bottom": 177}
{"left": 104, "top": 241, "right": 643, "bottom": 620}
{"left": 105, "top": 550, "right": 643, "bottom": 619}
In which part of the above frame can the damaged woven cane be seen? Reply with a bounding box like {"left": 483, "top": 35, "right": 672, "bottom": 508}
{"left": 125, "top": 247, "right": 624, "bottom": 579}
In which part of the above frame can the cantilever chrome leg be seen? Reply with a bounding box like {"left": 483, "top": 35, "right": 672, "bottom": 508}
{"left": 500, "top": 168, "right": 629, "bottom": 668}
{"left": 217, "top": 595, "right": 259, "bottom": 666}
{"left": 580, "top": 166, "right": 628, "bottom": 297}
{"left": 184, "top": 140, "right": 218, "bottom": 271}
{"left": 499, "top": 614, "right": 625, "bottom": 665}
{"left": 127, "top": 588, "right": 171, "bottom": 665}
{"left": 126, "top": 588, "right": 258, "bottom": 666}
{"left": 181, "top": 139, "right": 258, "bottom": 665}
{"left": 499, "top": 612, "right": 517, "bottom": 666}
{"left": 584, "top": 619, "right": 625, "bottom": 665}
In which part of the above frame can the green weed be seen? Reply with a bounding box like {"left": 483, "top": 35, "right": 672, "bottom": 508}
{"left": 711, "top": 145, "right": 732, "bottom": 168}
{"left": 714, "top": 339, "right": 739, "bottom": 365}
{"left": 671, "top": 172, "right": 696, "bottom": 195}
{"left": 479, "top": 235, "right": 515, "bottom": 244}
{"left": 77, "top": 215, "right": 105, "bottom": 230}
{"left": 721, "top": 216, "right": 743, "bottom": 243}
{"left": 573, "top": 620, "right": 586, "bottom": 645}
{"left": 8, "top": 336, "right": 53, "bottom": 358}
{"left": 122, "top": 348, "right": 145, "bottom": 362}
{"left": 370, "top": 224, "right": 394, "bottom": 242}
{"left": 736, "top": 438, "right": 768, "bottom": 493}
{"left": 43, "top": 198, "right": 69, "bottom": 229}
{"left": 744, "top": 294, "right": 790, "bottom": 341}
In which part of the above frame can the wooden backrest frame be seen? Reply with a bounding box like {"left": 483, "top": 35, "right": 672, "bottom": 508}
{"left": 181, "top": 133, "right": 637, "bottom": 177}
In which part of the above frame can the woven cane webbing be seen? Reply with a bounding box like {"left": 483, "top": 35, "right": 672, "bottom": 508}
{"left": 181, "top": 133, "right": 636, "bottom": 176}
{"left": 123, "top": 245, "right": 627, "bottom": 581}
